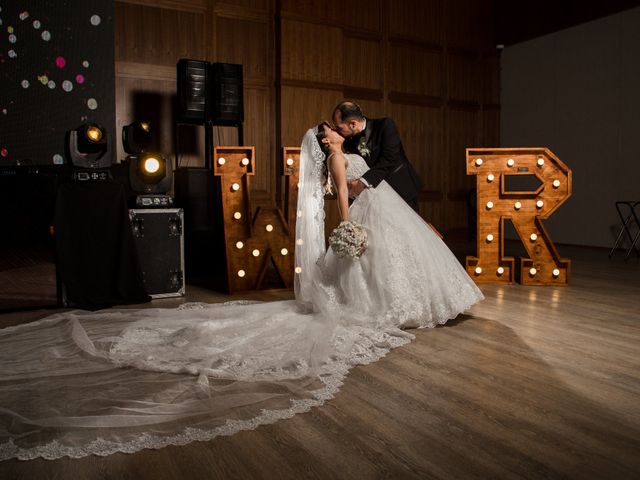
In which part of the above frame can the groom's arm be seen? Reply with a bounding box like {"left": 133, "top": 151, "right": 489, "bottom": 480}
{"left": 360, "top": 118, "right": 404, "bottom": 188}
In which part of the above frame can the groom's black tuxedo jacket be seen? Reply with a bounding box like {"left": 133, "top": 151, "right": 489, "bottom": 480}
{"left": 343, "top": 117, "right": 423, "bottom": 205}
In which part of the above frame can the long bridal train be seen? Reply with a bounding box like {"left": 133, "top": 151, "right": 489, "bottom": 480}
{"left": 0, "top": 128, "right": 483, "bottom": 461}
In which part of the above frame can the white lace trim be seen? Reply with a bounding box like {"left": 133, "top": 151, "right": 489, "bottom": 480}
{"left": 0, "top": 325, "right": 411, "bottom": 461}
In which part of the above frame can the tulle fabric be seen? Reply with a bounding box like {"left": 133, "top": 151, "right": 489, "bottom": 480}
{"left": 0, "top": 149, "right": 483, "bottom": 461}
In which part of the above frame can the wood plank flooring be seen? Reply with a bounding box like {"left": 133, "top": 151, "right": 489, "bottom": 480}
{"left": 0, "top": 245, "right": 638, "bottom": 479}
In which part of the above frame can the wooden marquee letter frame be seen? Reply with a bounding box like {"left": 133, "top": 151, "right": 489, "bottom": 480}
{"left": 213, "top": 146, "right": 300, "bottom": 293}
{"left": 465, "top": 148, "right": 572, "bottom": 285}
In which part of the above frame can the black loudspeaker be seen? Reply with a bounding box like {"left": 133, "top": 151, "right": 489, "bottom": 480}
{"left": 209, "top": 62, "right": 244, "bottom": 124}
{"left": 177, "top": 59, "right": 208, "bottom": 124}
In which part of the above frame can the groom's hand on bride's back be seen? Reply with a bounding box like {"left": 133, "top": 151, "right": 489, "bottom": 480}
{"left": 348, "top": 180, "right": 365, "bottom": 198}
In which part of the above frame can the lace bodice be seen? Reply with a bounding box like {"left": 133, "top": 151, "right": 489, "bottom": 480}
{"left": 345, "top": 153, "right": 370, "bottom": 182}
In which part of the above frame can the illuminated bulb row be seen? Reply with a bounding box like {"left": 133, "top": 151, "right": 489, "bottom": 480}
{"left": 218, "top": 157, "right": 250, "bottom": 166}
{"left": 474, "top": 266, "right": 560, "bottom": 277}
{"left": 487, "top": 200, "right": 544, "bottom": 210}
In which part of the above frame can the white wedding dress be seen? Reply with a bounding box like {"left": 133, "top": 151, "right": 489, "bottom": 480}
{"left": 0, "top": 129, "right": 483, "bottom": 461}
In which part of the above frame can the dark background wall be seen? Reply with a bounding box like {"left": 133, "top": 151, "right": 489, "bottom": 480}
{"left": 0, "top": 0, "right": 115, "bottom": 167}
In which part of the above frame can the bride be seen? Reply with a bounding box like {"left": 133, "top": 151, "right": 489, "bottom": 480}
{"left": 0, "top": 124, "right": 483, "bottom": 461}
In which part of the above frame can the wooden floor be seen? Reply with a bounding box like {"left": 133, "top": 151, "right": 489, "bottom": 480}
{"left": 1, "top": 245, "right": 639, "bottom": 479}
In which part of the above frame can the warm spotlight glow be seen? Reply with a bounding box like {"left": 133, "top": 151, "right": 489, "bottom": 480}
{"left": 140, "top": 122, "right": 150, "bottom": 132}
{"left": 475, "top": 158, "right": 483, "bottom": 166}
{"left": 295, "top": 266, "right": 302, "bottom": 274}
{"left": 281, "top": 248, "right": 288, "bottom": 255}
{"left": 286, "top": 158, "right": 294, "bottom": 166}
{"left": 237, "top": 270, "right": 246, "bottom": 277}
{"left": 475, "top": 266, "right": 482, "bottom": 274}
{"left": 232, "top": 183, "right": 240, "bottom": 191}
{"left": 86, "top": 126, "right": 103, "bottom": 142}
{"left": 514, "top": 201, "right": 522, "bottom": 210}
{"left": 218, "top": 157, "right": 226, "bottom": 165}
{"left": 241, "top": 157, "right": 250, "bottom": 166}
{"left": 497, "top": 266, "right": 504, "bottom": 275}
{"left": 529, "top": 267, "right": 537, "bottom": 276}
{"left": 487, "top": 174, "right": 495, "bottom": 182}
{"left": 486, "top": 201, "right": 494, "bottom": 209}
{"left": 530, "top": 233, "right": 538, "bottom": 241}
{"left": 486, "top": 234, "right": 494, "bottom": 242}
{"left": 236, "top": 241, "right": 243, "bottom": 249}
{"left": 143, "top": 157, "right": 160, "bottom": 173}
{"left": 265, "top": 224, "right": 273, "bottom": 232}
{"left": 507, "top": 159, "right": 515, "bottom": 167}
{"left": 552, "top": 268, "right": 560, "bottom": 277}
{"left": 536, "top": 200, "right": 544, "bottom": 208}
{"left": 252, "top": 249, "right": 260, "bottom": 257}
{"left": 233, "top": 211, "right": 242, "bottom": 220}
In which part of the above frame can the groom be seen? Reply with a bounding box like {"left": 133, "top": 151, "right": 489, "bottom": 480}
{"left": 332, "top": 101, "right": 423, "bottom": 210}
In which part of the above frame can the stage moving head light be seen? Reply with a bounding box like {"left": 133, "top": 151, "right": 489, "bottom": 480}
{"left": 129, "top": 152, "right": 173, "bottom": 194}
{"left": 122, "top": 121, "right": 153, "bottom": 155}
{"left": 66, "top": 123, "right": 112, "bottom": 168}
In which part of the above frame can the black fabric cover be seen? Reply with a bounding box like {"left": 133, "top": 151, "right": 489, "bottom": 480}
{"left": 54, "top": 180, "right": 150, "bottom": 309}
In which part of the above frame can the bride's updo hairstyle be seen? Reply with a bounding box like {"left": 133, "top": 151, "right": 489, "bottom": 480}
{"left": 316, "top": 121, "right": 334, "bottom": 194}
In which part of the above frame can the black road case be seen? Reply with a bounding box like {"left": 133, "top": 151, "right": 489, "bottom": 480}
{"left": 129, "top": 208, "right": 185, "bottom": 298}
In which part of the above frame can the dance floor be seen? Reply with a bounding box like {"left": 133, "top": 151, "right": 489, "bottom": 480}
{"left": 0, "top": 244, "right": 638, "bottom": 479}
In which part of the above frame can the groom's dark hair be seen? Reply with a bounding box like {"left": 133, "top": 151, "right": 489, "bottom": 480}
{"left": 334, "top": 101, "right": 364, "bottom": 122}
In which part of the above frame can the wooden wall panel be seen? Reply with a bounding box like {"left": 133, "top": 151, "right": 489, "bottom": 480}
{"left": 115, "top": 2, "right": 205, "bottom": 64}
{"left": 389, "top": 44, "right": 442, "bottom": 97}
{"left": 390, "top": 104, "right": 444, "bottom": 192}
{"left": 448, "top": 53, "right": 481, "bottom": 103}
{"left": 483, "top": 108, "right": 500, "bottom": 147}
{"left": 343, "top": 37, "right": 383, "bottom": 90}
{"left": 280, "top": 0, "right": 381, "bottom": 32}
{"left": 218, "top": 0, "right": 271, "bottom": 11}
{"left": 390, "top": 103, "right": 446, "bottom": 230}
{"left": 117, "top": 0, "right": 207, "bottom": 13}
{"left": 389, "top": 0, "right": 443, "bottom": 44}
{"left": 444, "top": 0, "right": 493, "bottom": 50}
{"left": 280, "top": 87, "right": 344, "bottom": 146}
{"left": 482, "top": 54, "right": 501, "bottom": 105}
{"left": 281, "top": 19, "right": 343, "bottom": 84}
{"left": 446, "top": 107, "right": 480, "bottom": 231}
{"left": 214, "top": 17, "right": 270, "bottom": 81}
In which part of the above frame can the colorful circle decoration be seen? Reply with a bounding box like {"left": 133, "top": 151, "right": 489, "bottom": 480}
{"left": 55, "top": 56, "right": 66, "bottom": 68}
{"left": 90, "top": 15, "right": 101, "bottom": 26}
{"left": 75, "top": 74, "right": 85, "bottom": 84}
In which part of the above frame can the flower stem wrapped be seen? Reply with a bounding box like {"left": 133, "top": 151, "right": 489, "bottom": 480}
{"left": 329, "top": 220, "right": 368, "bottom": 258}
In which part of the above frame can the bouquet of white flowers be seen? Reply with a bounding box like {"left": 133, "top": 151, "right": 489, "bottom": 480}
{"left": 329, "top": 220, "right": 368, "bottom": 258}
